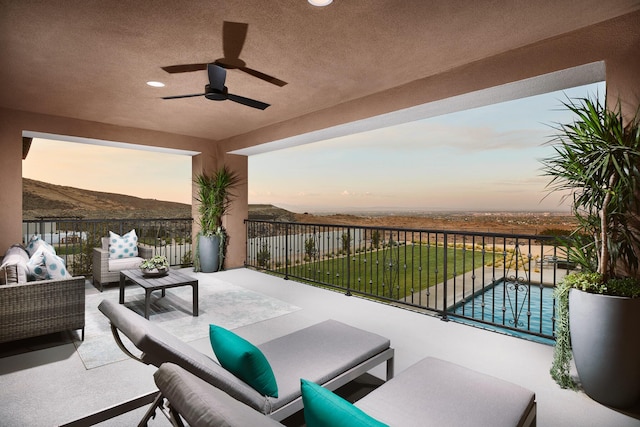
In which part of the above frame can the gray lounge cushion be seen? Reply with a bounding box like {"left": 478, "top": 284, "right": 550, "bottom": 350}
{"left": 355, "top": 357, "right": 536, "bottom": 427}
{"left": 99, "top": 299, "right": 391, "bottom": 415}
{"left": 154, "top": 363, "right": 284, "bottom": 427}
{"left": 259, "top": 319, "right": 390, "bottom": 411}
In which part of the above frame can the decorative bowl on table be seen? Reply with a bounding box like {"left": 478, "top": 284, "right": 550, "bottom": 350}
{"left": 140, "top": 255, "right": 169, "bottom": 277}
{"left": 141, "top": 266, "right": 169, "bottom": 277}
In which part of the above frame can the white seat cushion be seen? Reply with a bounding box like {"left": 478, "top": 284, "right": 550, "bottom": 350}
{"left": 108, "top": 256, "right": 144, "bottom": 272}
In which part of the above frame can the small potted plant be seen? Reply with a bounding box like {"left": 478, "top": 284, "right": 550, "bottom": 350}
{"left": 140, "top": 255, "right": 169, "bottom": 277}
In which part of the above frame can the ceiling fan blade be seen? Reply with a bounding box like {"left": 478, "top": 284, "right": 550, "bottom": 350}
{"left": 222, "top": 21, "right": 248, "bottom": 60}
{"left": 227, "top": 93, "right": 270, "bottom": 110}
{"left": 162, "top": 93, "right": 206, "bottom": 100}
{"left": 162, "top": 63, "right": 208, "bottom": 74}
{"left": 238, "top": 66, "right": 287, "bottom": 87}
{"left": 207, "top": 63, "right": 226, "bottom": 92}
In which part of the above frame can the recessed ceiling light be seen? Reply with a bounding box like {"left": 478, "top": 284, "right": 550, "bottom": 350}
{"left": 308, "top": 0, "right": 332, "bottom": 6}
{"left": 146, "top": 81, "right": 165, "bottom": 87}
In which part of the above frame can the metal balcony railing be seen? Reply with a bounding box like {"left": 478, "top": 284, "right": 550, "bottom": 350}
{"left": 245, "top": 219, "right": 574, "bottom": 343}
{"left": 22, "top": 217, "right": 194, "bottom": 276}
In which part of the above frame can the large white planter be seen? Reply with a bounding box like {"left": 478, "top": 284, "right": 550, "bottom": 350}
{"left": 569, "top": 288, "right": 640, "bottom": 408}
{"left": 198, "top": 235, "right": 221, "bottom": 273}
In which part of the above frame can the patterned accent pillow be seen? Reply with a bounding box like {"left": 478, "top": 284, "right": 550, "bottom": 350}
{"left": 26, "top": 247, "right": 49, "bottom": 281}
{"left": 42, "top": 251, "right": 69, "bottom": 280}
{"left": 108, "top": 229, "right": 139, "bottom": 259}
{"left": 25, "top": 235, "right": 56, "bottom": 257}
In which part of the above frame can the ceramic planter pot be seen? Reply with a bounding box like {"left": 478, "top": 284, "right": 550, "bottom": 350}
{"left": 569, "top": 288, "right": 640, "bottom": 408}
{"left": 198, "top": 234, "right": 221, "bottom": 273}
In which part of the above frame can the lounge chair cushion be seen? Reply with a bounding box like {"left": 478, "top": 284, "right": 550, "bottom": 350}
{"left": 355, "top": 357, "right": 536, "bottom": 427}
{"left": 300, "top": 379, "right": 388, "bottom": 427}
{"left": 99, "top": 299, "right": 392, "bottom": 416}
{"left": 108, "top": 229, "right": 139, "bottom": 259}
{"left": 154, "top": 363, "right": 283, "bottom": 427}
{"left": 258, "top": 319, "right": 391, "bottom": 412}
{"left": 209, "top": 324, "right": 278, "bottom": 397}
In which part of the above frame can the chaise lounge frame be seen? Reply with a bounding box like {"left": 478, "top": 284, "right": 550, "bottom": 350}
{"left": 61, "top": 299, "right": 394, "bottom": 426}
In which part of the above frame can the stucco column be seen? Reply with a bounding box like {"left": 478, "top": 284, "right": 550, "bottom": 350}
{"left": 605, "top": 53, "right": 640, "bottom": 121}
{"left": 0, "top": 115, "right": 24, "bottom": 252}
{"left": 221, "top": 154, "right": 248, "bottom": 269}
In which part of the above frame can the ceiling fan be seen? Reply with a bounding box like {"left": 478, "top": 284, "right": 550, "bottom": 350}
{"left": 162, "top": 63, "right": 270, "bottom": 110}
{"left": 162, "top": 21, "right": 287, "bottom": 87}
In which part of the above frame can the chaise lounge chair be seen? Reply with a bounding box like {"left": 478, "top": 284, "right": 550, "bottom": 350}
{"left": 64, "top": 299, "right": 394, "bottom": 425}
{"left": 153, "top": 357, "right": 536, "bottom": 427}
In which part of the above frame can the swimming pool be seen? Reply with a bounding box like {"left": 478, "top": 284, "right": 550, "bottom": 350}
{"left": 450, "top": 279, "right": 555, "bottom": 345}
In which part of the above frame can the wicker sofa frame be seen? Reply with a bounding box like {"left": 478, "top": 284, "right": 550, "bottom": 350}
{"left": 0, "top": 275, "right": 86, "bottom": 343}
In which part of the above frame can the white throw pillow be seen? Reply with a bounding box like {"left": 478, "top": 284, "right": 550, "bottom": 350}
{"left": 108, "top": 229, "right": 139, "bottom": 259}
{"left": 26, "top": 247, "right": 49, "bottom": 281}
{"left": 25, "top": 235, "right": 56, "bottom": 257}
{"left": 42, "top": 251, "right": 69, "bottom": 280}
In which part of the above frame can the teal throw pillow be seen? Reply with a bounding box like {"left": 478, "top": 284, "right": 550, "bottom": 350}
{"left": 301, "top": 379, "right": 388, "bottom": 427}
{"left": 209, "top": 324, "right": 278, "bottom": 397}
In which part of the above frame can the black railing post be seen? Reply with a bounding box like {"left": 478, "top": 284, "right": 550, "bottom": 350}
{"left": 284, "top": 222, "right": 290, "bottom": 280}
{"left": 345, "top": 227, "right": 352, "bottom": 296}
{"left": 441, "top": 231, "right": 449, "bottom": 321}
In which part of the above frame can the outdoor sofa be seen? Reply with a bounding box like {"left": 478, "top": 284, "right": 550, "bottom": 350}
{"left": 0, "top": 239, "right": 85, "bottom": 343}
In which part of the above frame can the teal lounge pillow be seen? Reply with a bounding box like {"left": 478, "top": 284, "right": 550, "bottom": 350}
{"left": 209, "top": 324, "right": 278, "bottom": 397}
{"left": 301, "top": 379, "right": 388, "bottom": 427}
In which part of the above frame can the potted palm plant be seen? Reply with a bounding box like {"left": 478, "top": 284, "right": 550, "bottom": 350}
{"left": 194, "top": 165, "right": 240, "bottom": 273}
{"left": 543, "top": 95, "right": 640, "bottom": 408}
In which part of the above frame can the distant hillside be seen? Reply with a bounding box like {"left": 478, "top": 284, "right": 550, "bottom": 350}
{"left": 22, "top": 179, "right": 297, "bottom": 221}
{"left": 247, "top": 204, "right": 297, "bottom": 222}
{"left": 23, "top": 178, "right": 191, "bottom": 219}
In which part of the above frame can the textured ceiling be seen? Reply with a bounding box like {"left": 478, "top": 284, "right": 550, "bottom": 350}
{"left": 1, "top": 0, "right": 639, "bottom": 145}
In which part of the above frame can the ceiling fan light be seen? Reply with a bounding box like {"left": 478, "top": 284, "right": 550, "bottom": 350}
{"left": 146, "top": 81, "right": 165, "bottom": 87}
{"left": 308, "top": 0, "right": 332, "bottom": 6}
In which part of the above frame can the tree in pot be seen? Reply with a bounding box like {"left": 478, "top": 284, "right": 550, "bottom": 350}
{"left": 542, "top": 95, "right": 640, "bottom": 408}
{"left": 194, "top": 165, "right": 240, "bottom": 273}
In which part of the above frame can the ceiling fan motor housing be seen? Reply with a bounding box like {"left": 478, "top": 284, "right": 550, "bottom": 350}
{"left": 204, "top": 84, "right": 227, "bottom": 101}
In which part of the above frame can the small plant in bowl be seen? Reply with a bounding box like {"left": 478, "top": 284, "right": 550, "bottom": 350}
{"left": 140, "top": 255, "right": 169, "bottom": 276}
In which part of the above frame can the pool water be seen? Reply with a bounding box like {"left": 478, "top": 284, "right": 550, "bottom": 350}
{"left": 451, "top": 280, "right": 555, "bottom": 345}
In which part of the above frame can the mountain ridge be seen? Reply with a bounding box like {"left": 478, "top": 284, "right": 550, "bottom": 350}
{"left": 23, "top": 178, "right": 191, "bottom": 219}
{"left": 22, "top": 178, "right": 296, "bottom": 221}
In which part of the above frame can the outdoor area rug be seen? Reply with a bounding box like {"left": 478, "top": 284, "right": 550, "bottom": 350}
{"left": 75, "top": 273, "right": 301, "bottom": 369}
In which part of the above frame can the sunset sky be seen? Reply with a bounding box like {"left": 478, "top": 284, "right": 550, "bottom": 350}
{"left": 23, "top": 81, "right": 605, "bottom": 213}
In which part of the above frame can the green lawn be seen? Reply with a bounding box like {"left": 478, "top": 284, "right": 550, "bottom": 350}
{"left": 281, "top": 243, "right": 495, "bottom": 299}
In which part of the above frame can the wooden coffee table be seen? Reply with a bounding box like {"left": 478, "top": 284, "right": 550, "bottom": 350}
{"left": 119, "top": 269, "right": 199, "bottom": 319}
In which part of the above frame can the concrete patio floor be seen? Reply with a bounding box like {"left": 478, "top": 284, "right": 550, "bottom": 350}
{"left": 1, "top": 267, "right": 639, "bottom": 426}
